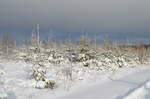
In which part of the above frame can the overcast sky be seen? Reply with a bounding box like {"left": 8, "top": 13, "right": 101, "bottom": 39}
{"left": 0, "top": 0, "right": 150, "bottom": 42}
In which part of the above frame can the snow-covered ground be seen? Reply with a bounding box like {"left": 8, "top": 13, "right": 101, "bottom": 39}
{"left": 55, "top": 65, "right": 150, "bottom": 99}
{"left": 123, "top": 80, "right": 150, "bottom": 99}
{"left": 0, "top": 59, "right": 150, "bottom": 99}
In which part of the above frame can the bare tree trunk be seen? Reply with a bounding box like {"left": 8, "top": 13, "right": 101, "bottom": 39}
{"left": 37, "top": 24, "right": 40, "bottom": 47}
{"left": 6, "top": 45, "right": 9, "bottom": 56}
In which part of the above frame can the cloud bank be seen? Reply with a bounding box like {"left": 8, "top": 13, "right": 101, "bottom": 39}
{"left": 0, "top": 0, "right": 150, "bottom": 41}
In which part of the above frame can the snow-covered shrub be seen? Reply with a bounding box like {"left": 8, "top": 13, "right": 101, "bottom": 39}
{"left": 35, "top": 79, "right": 56, "bottom": 89}
{"left": 31, "top": 63, "right": 56, "bottom": 89}
{"left": 67, "top": 46, "right": 98, "bottom": 68}
{"left": 32, "top": 65, "right": 46, "bottom": 81}
{"left": 97, "top": 50, "right": 139, "bottom": 71}
{"left": 78, "top": 48, "right": 96, "bottom": 61}
{"left": 48, "top": 50, "right": 65, "bottom": 64}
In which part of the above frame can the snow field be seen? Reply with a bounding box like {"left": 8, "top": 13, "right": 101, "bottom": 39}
{"left": 123, "top": 80, "right": 150, "bottom": 99}
{"left": 0, "top": 45, "right": 150, "bottom": 99}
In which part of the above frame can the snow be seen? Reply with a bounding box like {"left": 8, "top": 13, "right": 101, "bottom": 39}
{"left": 0, "top": 88, "right": 7, "bottom": 99}
{"left": 54, "top": 66, "right": 150, "bottom": 99}
{"left": 123, "top": 80, "right": 150, "bottom": 99}
{"left": 0, "top": 59, "right": 150, "bottom": 99}
{"left": 0, "top": 45, "right": 150, "bottom": 99}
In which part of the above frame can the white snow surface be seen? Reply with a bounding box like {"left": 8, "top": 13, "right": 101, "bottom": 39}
{"left": 55, "top": 65, "right": 150, "bottom": 99}
{"left": 123, "top": 80, "right": 150, "bottom": 99}
{"left": 0, "top": 59, "right": 150, "bottom": 99}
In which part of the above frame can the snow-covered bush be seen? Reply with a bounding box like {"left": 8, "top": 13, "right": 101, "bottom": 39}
{"left": 97, "top": 50, "right": 139, "bottom": 70}
{"left": 31, "top": 63, "right": 56, "bottom": 89}
{"left": 18, "top": 44, "right": 144, "bottom": 73}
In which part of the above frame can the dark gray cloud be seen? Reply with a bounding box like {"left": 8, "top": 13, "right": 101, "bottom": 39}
{"left": 0, "top": 0, "right": 150, "bottom": 41}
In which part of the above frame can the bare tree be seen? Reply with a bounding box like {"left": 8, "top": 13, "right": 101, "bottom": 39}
{"left": 1, "top": 33, "right": 14, "bottom": 55}
{"left": 31, "top": 30, "right": 38, "bottom": 47}
{"left": 31, "top": 24, "right": 41, "bottom": 47}
{"left": 36, "top": 24, "right": 40, "bottom": 47}
{"left": 79, "top": 35, "right": 91, "bottom": 47}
